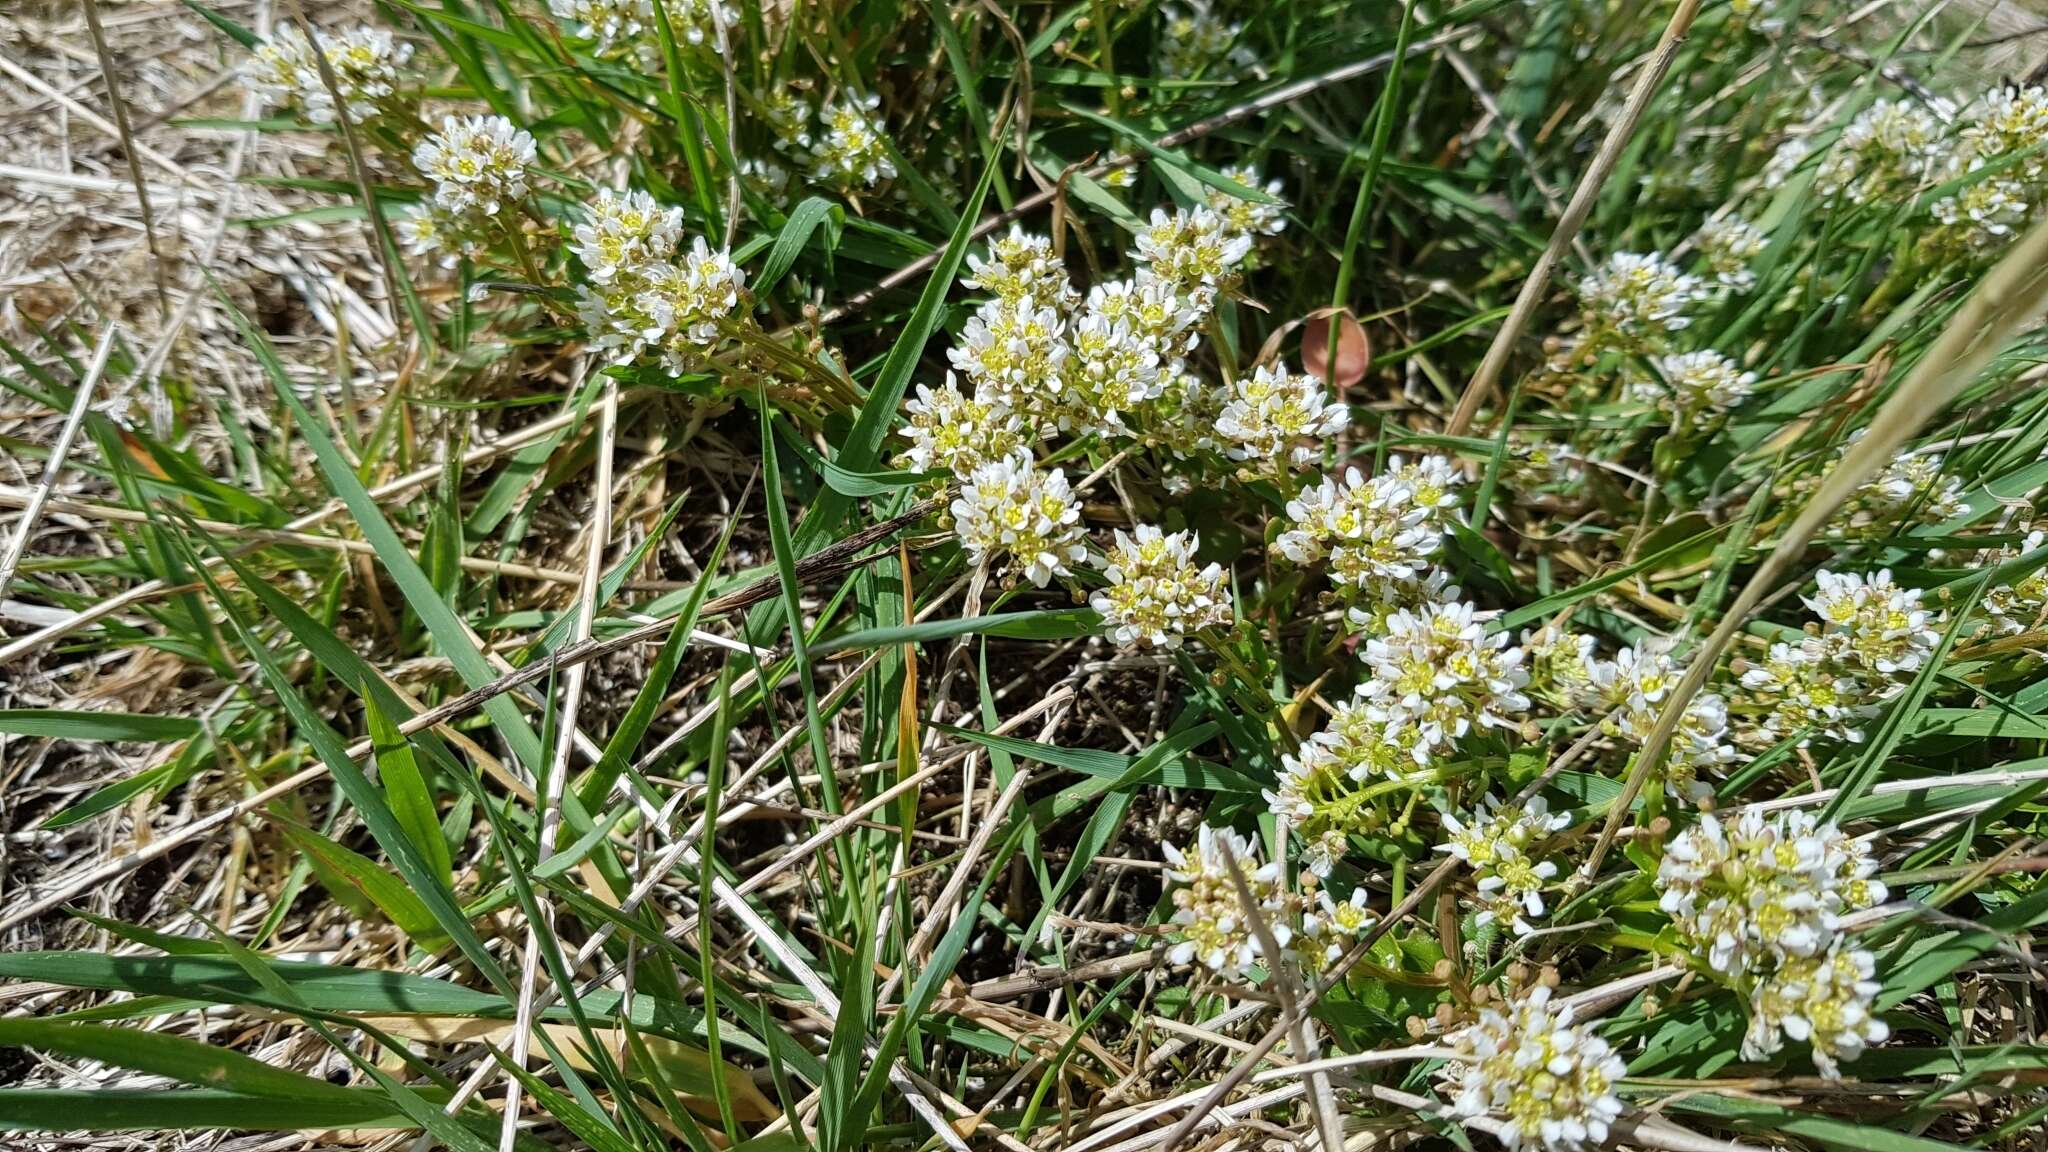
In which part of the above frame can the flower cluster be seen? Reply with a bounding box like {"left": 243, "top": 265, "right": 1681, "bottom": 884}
{"left": 901, "top": 377, "right": 1028, "bottom": 477}
{"left": 1576, "top": 252, "right": 1707, "bottom": 344}
{"left": 812, "top": 93, "right": 897, "bottom": 189}
{"left": 1205, "top": 165, "right": 1289, "bottom": 239}
{"left": 1265, "top": 690, "right": 1429, "bottom": 875}
{"left": 1089, "top": 525, "right": 1232, "bottom": 648}
{"left": 1161, "top": 4, "right": 1259, "bottom": 80}
{"left": 1439, "top": 797, "right": 1572, "bottom": 935}
{"left": 1816, "top": 98, "right": 1953, "bottom": 206}
{"left": 414, "top": 115, "right": 537, "bottom": 219}
{"left": 1577, "top": 641, "right": 1737, "bottom": 802}
{"left": 550, "top": 0, "right": 731, "bottom": 59}
{"left": 949, "top": 452, "right": 1087, "bottom": 588}
{"left": 1932, "top": 86, "right": 2048, "bottom": 248}
{"left": 1632, "top": 350, "right": 1756, "bottom": 427}
{"left": 1215, "top": 363, "right": 1349, "bottom": 473}
{"left": 1657, "top": 808, "right": 1885, "bottom": 975}
{"left": 567, "top": 189, "right": 749, "bottom": 373}
{"left": 1659, "top": 809, "right": 1888, "bottom": 1076}
{"left": 401, "top": 115, "right": 540, "bottom": 264}
{"left": 1448, "top": 985, "right": 1628, "bottom": 1152}
{"left": 1161, "top": 825, "right": 1375, "bottom": 979}
{"left": 1983, "top": 529, "right": 2048, "bottom": 636}
{"left": 246, "top": 25, "right": 411, "bottom": 124}
{"left": 1696, "top": 216, "right": 1768, "bottom": 290}
{"left": 1744, "top": 946, "right": 1891, "bottom": 1077}
{"left": 1135, "top": 206, "right": 1254, "bottom": 298}
{"left": 1737, "top": 569, "right": 1939, "bottom": 747}
{"left": 1276, "top": 457, "right": 1461, "bottom": 615}
{"left": 1360, "top": 595, "right": 1533, "bottom": 754}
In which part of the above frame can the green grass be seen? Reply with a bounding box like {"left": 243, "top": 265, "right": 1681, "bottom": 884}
{"left": 3, "top": 0, "right": 2048, "bottom": 1150}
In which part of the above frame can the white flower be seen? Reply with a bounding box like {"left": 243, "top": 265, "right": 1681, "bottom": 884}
{"left": 1215, "top": 363, "right": 1349, "bottom": 470}
{"left": 413, "top": 115, "right": 537, "bottom": 218}
{"left": 1086, "top": 276, "right": 1206, "bottom": 359}
{"left": 1696, "top": 216, "right": 1768, "bottom": 291}
{"left": 901, "top": 375, "right": 1027, "bottom": 478}
{"left": 1744, "top": 945, "right": 1889, "bottom": 1078}
{"left": 813, "top": 92, "right": 896, "bottom": 187}
{"left": 947, "top": 298, "right": 1070, "bottom": 412}
{"left": 397, "top": 201, "right": 479, "bottom": 268}
{"left": 1278, "top": 460, "right": 1461, "bottom": 612}
{"left": 1763, "top": 136, "right": 1815, "bottom": 187}
{"left": 1302, "top": 886, "right": 1377, "bottom": 963}
{"left": 1448, "top": 986, "right": 1628, "bottom": 1152}
{"left": 245, "top": 25, "right": 411, "bottom": 124}
{"left": 647, "top": 237, "right": 747, "bottom": 349}
{"left": 1089, "top": 525, "right": 1231, "bottom": 648}
{"left": 1815, "top": 98, "right": 1952, "bottom": 204}
{"left": 1161, "top": 4, "right": 1258, "bottom": 80}
{"left": 1312, "top": 689, "right": 1430, "bottom": 780}
{"left": 1657, "top": 809, "right": 1886, "bottom": 976}
{"left": 1134, "top": 206, "right": 1253, "bottom": 295}
{"left": 1361, "top": 595, "right": 1531, "bottom": 752}
{"left": 1060, "top": 314, "right": 1169, "bottom": 433}
{"left": 1847, "top": 448, "right": 1969, "bottom": 531}
{"left": 549, "top": 0, "right": 653, "bottom": 59}
{"left": 571, "top": 188, "right": 683, "bottom": 286}
{"left": 1438, "top": 795, "right": 1570, "bottom": 934}
{"left": 1737, "top": 639, "right": 1881, "bottom": 746}
{"left": 1205, "top": 164, "right": 1288, "bottom": 237}
{"left": 1804, "top": 569, "right": 1941, "bottom": 677}
{"left": 1636, "top": 350, "right": 1755, "bottom": 419}
{"left": 1577, "top": 252, "right": 1706, "bottom": 339}
{"left": 1162, "top": 825, "right": 1290, "bottom": 978}
{"left": 950, "top": 452, "right": 1087, "bottom": 587}
{"left": 1983, "top": 530, "right": 2048, "bottom": 636}
{"left": 963, "top": 226, "right": 1077, "bottom": 309}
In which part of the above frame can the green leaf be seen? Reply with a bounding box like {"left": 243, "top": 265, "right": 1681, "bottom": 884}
{"left": 277, "top": 824, "right": 451, "bottom": 952}
{"left": 183, "top": 0, "right": 258, "bottom": 48}
{"left": 0, "top": 1088, "right": 422, "bottom": 1133}
{"left": 0, "top": 709, "right": 198, "bottom": 742}
{"left": 365, "top": 693, "right": 453, "bottom": 890}
{"left": 818, "top": 458, "right": 936, "bottom": 497}
{"left": 760, "top": 197, "right": 841, "bottom": 290}
{"left": 0, "top": 1018, "right": 359, "bottom": 1101}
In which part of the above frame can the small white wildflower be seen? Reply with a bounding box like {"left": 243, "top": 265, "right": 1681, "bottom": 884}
{"left": 1657, "top": 809, "right": 1887, "bottom": 976}
{"left": 1134, "top": 206, "right": 1253, "bottom": 296}
{"left": 1361, "top": 595, "right": 1532, "bottom": 752}
{"left": 1745, "top": 945, "right": 1890, "bottom": 1078}
{"left": 1302, "top": 886, "right": 1377, "bottom": 964}
{"left": 1089, "top": 525, "right": 1231, "bottom": 648}
{"left": 1696, "top": 216, "right": 1768, "bottom": 290}
{"left": 1439, "top": 796, "right": 1570, "bottom": 935}
{"left": 761, "top": 88, "right": 814, "bottom": 153}
{"left": 1805, "top": 569, "right": 1941, "bottom": 677}
{"left": 1060, "top": 315, "right": 1169, "bottom": 433}
{"left": 900, "top": 375, "right": 1027, "bottom": 478}
{"left": 1101, "top": 145, "right": 1143, "bottom": 188}
{"left": 1738, "top": 639, "right": 1879, "bottom": 746}
{"left": 1086, "top": 276, "right": 1205, "bottom": 358}
{"left": 1162, "top": 825, "right": 1291, "bottom": 978}
{"left": 963, "top": 226, "right": 1076, "bottom": 309}
{"left": 1578, "top": 251, "right": 1706, "bottom": 339}
{"left": 397, "top": 201, "right": 479, "bottom": 268}
{"left": 1983, "top": 529, "right": 2048, "bottom": 636}
{"left": 1161, "top": 4, "right": 1257, "bottom": 80}
{"left": 571, "top": 188, "right": 683, "bottom": 285}
{"left": 1763, "top": 136, "right": 1816, "bottom": 187}
{"left": 813, "top": 92, "right": 896, "bottom": 188}
{"left": 1205, "top": 164, "right": 1288, "bottom": 237}
{"left": 1278, "top": 460, "right": 1460, "bottom": 611}
{"left": 947, "top": 298, "right": 1070, "bottom": 412}
{"left": 950, "top": 452, "right": 1087, "bottom": 587}
{"left": 413, "top": 115, "right": 537, "bottom": 218}
{"left": 644, "top": 237, "right": 747, "bottom": 355}
{"left": 245, "top": 25, "right": 411, "bottom": 124}
{"left": 1215, "top": 363, "right": 1350, "bottom": 471}
{"left": 1313, "top": 689, "right": 1430, "bottom": 780}
{"left": 1635, "top": 350, "right": 1756, "bottom": 421}
{"left": 739, "top": 156, "right": 792, "bottom": 198}
{"left": 1846, "top": 449, "right": 1969, "bottom": 531}
{"left": 1816, "top": 98, "right": 1952, "bottom": 204}
{"left": 549, "top": 0, "right": 653, "bottom": 59}
{"left": 1448, "top": 985, "right": 1628, "bottom": 1152}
